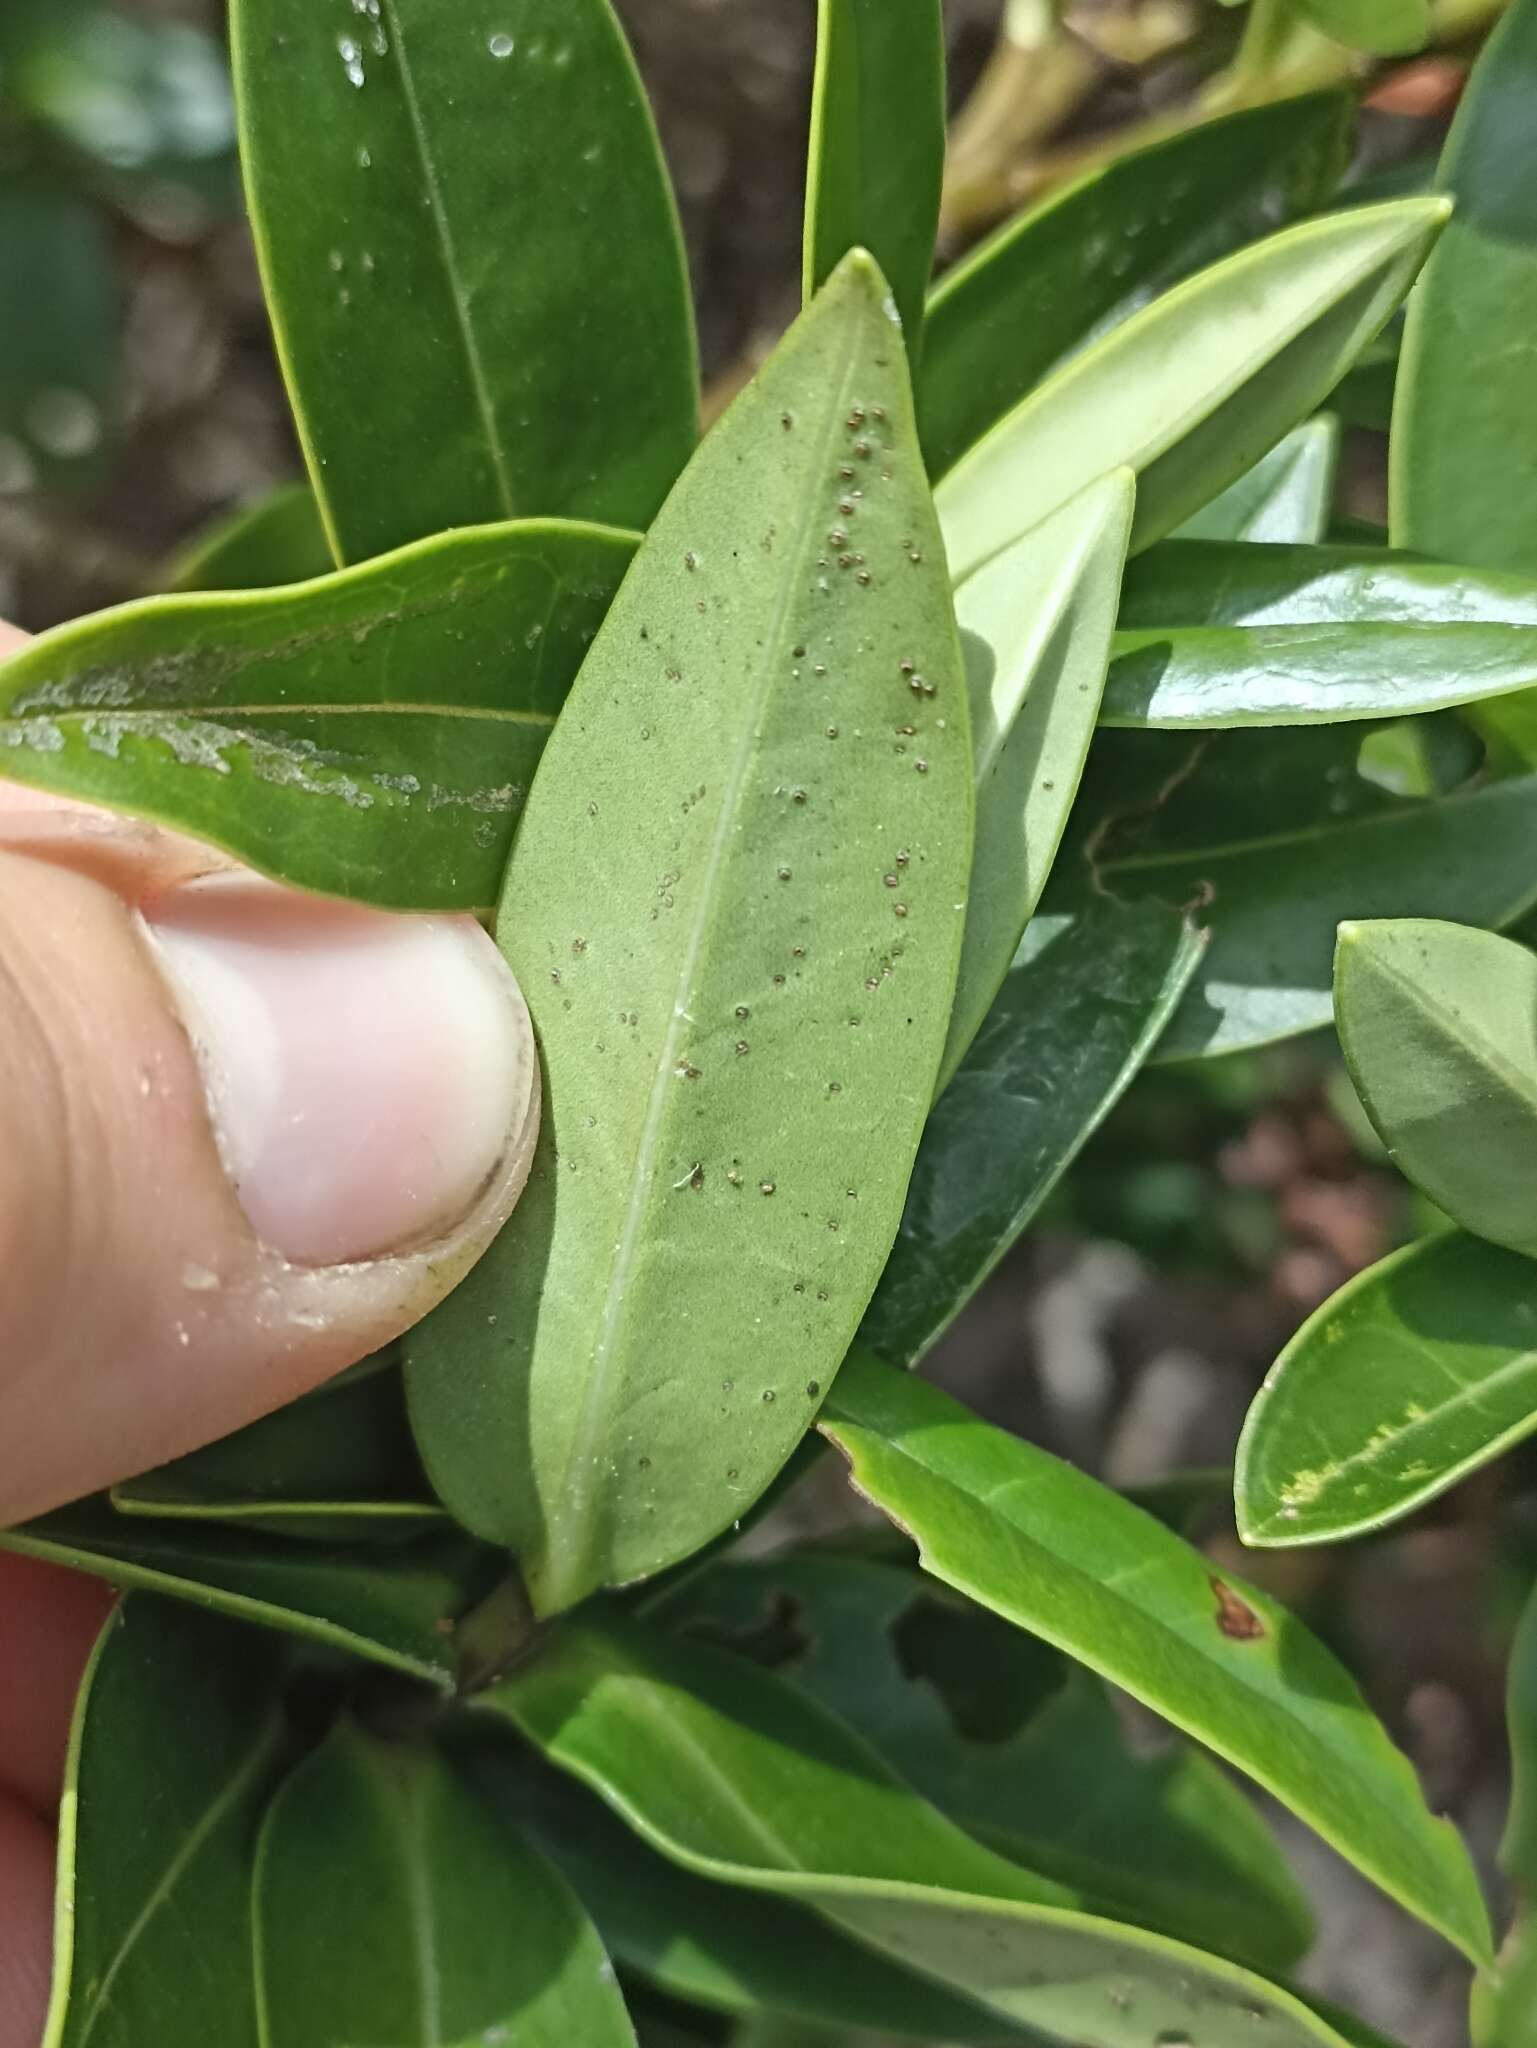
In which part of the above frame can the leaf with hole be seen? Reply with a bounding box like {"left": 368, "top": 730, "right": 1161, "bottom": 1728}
{"left": 820, "top": 1350, "right": 1493, "bottom": 1965}
{"left": 233, "top": 0, "right": 696, "bottom": 562}
{"left": 406, "top": 256, "right": 973, "bottom": 1616}
{"left": 1237, "top": 1231, "right": 1537, "bottom": 1548}
{"left": 936, "top": 198, "right": 1446, "bottom": 580}
{"left": 0, "top": 519, "right": 634, "bottom": 910}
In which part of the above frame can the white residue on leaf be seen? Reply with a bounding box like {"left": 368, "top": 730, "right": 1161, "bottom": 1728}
{"left": 425, "top": 782, "right": 520, "bottom": 815}
{"left": 0, "top": 716, "right": 66, "bottom": 754}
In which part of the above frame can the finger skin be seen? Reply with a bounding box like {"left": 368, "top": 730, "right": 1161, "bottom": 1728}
{"left": 0, "top": 1793, "right": 51, "bottom": 2048}
{"left": 0, "top": 1557, "right": 113, "bottom": 1817}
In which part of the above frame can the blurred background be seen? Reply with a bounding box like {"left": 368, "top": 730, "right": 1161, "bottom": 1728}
{"left": 0, "top": 3, "right": 1520, "bottom": 2040}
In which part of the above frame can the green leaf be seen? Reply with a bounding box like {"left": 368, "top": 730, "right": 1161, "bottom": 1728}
{"left": 470, "top": 1748, "right": 1031, "bottom": 2044}
{"left": 1236, "top": 1231, "right": 1537, "bottom": 1546}
{"left": 0, "top": 518, "right": 634, "bottom": 911}
{"left": 45, "top": 1597, "right": 297, "bottom": 2048}
{"left": 484, "top": 1616, "right": 1388, "bottom": 2048}
{"left": 232, "top": 0, "right": 697, "bottom": 563}
{"left": 1392, "top": 0, "right": 1537, "bottom": 576}
{"left": 1292, "top": 0, "right": 1428, "bottom": 56}
{"left": 939, "top": 470, "right": 1134, "bottom": 1090}
{"left": 656, "top": 1549, "right": 1314, "bottom": 1976}
{"left": 919, "top": 94, "right": 1351, "bottom": 481}
{"left": 161, "top": 485, "right": 332, "bottom": 593}
{"left": 804, "top": 0, "right": 945, "bottom": 355}
{"left": 1064, "top": 723, "right": 1537, "bottom": 1059}
{"left": 110, "top": 1352, "right": 446, "bottom": 1541}
{"left": 406, "top": 255, "right": 974, "bottom": 1616}
{"left": 862, "top": 893, "right": 1205, "bottom": 1367}
{"left": 0, "top": 185, "right": 118, "bottom": 493}
{"left": 1, "top": 1500, "right": 505, "bottom": 1687}
{"left": 1174, "top": 416, "right": 1339, "bottom": 544}
{"left": 1334, "top": 919, "right": 1537, "bottom": 1254}
{"left": 1102, "top": 540, "right": 1537, "bottom": 728}
{"left": 254, "top": 1722, "right": 636, "bottom": 2047}
{"left": 936, "top": 198, "right": 1446, "bottom": 580}
{"left": 820, "top": 1350, "right": 1493, "bottom": 1965}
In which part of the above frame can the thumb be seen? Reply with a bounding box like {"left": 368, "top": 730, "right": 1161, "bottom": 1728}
{"left": 0, "top": 736, "right": 537, "bottom": 1529}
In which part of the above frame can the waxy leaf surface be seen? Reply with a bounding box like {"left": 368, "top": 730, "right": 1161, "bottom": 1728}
{"left": 407, "top": 257, "right": 974, "bottom": 1615}
{"left": 1393, "top": 0, "right": 1537, "bottom": 576}
{"left": 1237, "top": 1231, "right": 1537, "bottom": 1546}
{"left": 1175, "top": 416, "right": 1339, "bottom": 544}
{"left": 804, "top": 0, "right": 945, "bottom": 352}
{"left": 233, "top": 0, "right": 696, "bottom": 561}
{"left": 1335, "top": 919, "right": 1537, "bottom": 1255}
{"left": 254, "top": 1723, "right": 636, "bottom": 2046}
{"left": 919, "top": 94, "right": 1350, "bottom": 479}
{"left": 486, "top": 1617, "right": 1389, "bottom": 2048}
{"left": 864, "top": 894, "right": 1203, "bottom": 1366}
{"left": 936, "top": 198, "right": 1446, "bottom": 579}
{"left": 820, "top": 1351, "right": 1493, "bottom": 1965}
{"left": 0, "top": 520, "right": 634, "bottom": 910}
{"left": 940, "top": 470, "right": 1133, "bottom": 1089}
{"left": 45, "top": 1597, "right": 296, "bottom": 2048}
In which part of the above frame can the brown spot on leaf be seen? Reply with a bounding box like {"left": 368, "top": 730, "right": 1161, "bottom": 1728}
{"left": 1211, "top": 1577, "right": 1265, "bottom": 1642}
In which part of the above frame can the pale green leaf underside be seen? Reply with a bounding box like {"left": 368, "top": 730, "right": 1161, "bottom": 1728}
{"left": 1237, "top": 1230, "right": 1537, "bottom": 1547}
{"left": 407, "top": 256, "right": 973, "bottom": 1615}
{"left": 1174, "top": 416, "right": 1339, "bottom": 544}
{"left": 821, "top": 1351, "right": 1493, "bottom": 1966}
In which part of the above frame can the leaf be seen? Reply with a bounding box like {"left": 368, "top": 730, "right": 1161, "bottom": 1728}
{"left": 918, "top": 94, "right": 1351, "bottom": 481}
{"left": 1174, "top": 416, "right": 1339, "bottom": 544}
{"left": 483, "top": 1616, "right": 1387, "bottom": 2048}
{"left": 0, "top": 185, "right": 118, "bottom": 493}
{"left": 939, "top": 470, "right": 1134, "bottom": 1090}
{"left": 862, "top": 893, "right": 1205, "bottom": 1367}
{"left": 1334, "top": 919, "right": 1537, "bottom": 1254}
{"left": 1102, "top": 539, "right": 1537, "bottom": 728}
{"left": 804, "top": 0, "right": 945, "bottom": 354}
{"left": 110, "top": 1352, "right": 446, "bottom": 1541}
{"left": 45, "top": 1596, "right": 297, "bottom": 2048}
{"left": 935, "top": 198, "right": 1447, "bottom": 580}
{"left": 470, "top": 1747, "right": 1030, "bottom": 2045}
{"left": 406, "top": 255, "right": 974, "bottom": 1616}
{"left": 1236, "top": 1231, "right": 1537, "bottom": 1547}
{"left": 820, "top": 1350, "right": 1493, "bottom": 1965}
{"left": 1392, "top": 0, "right": 1537, "bottom": 577}
{"left": 232, "top": 0, "right": 697, "bottom": 563}
{"left": 161, "top": 485, "right": 332, "bottom": 593}
{"left": 1, "top": 1501, "right": 506, "bottom": 1688}
{"left": 254, "top": 1722, "right": 636, "bottom": 2047}
{"left": 1063, "top": 722, "right": 1537, "bottom": 1059}
{"left": 1292, "top": 0, "right": 1429, "bottom": 55}
{"left": 655, "top": 1549, "right": 1314, "bottom": 1976}
{"left": 0, "top": 519, "right": 634, "bottom": 911}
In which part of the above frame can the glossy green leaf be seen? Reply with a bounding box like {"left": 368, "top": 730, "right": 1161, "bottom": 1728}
{"left": 110, "top": 1353, "right": 445, "bottom": 1540}
{"left": 804, "top": 0, "right": 944, "bottom": 353}
{"left": 936, "top": 198, "right": 1447, "bottom": 580}
{"left": 1335, "top": 919, "right": 1537, "bottom": 1254}
{"left": 820, "top": 1350, "right": 1493, "bottom": 1965}
{"left": 485, "top": 1616, "right": 1387, "bottom": 2048}
{"left": 939, "top": 470, "right": 1134, "bottom": 1089}
{"left": 254, "top": 1722, "right": 635, "bottom": 2047}
{"left": 1175, "top": 416, "right": 1339, "bottom": 544}
{"left": 161, "top": 484, "right": 331, "bottom": 593}
{"left": 1292, "top": 0, "right": 1428, "bottom": 55}
{"left": 1103, "top": 540, "right": 1537, "bottom": 728}
{"left": 1063, "top": 722, "right": 1537, "bottom": 1059}
{"left": 0, "top": 519, "right": 634, "bottom": 911}
{"left": 863, "top": 893, "right": 1204, "bottom": 1366}
{"left": 472, "top": 1749, "right": 1031, "bottom": 2044}
{"left": 919, "top": 94, "right": 1351, "bottom": 480}
{"left": 657, "top": 1549, "right": 1314, "bottom": 1975}
{"left": 1392, "top": 0, "right": 1537, "bottom": 576}
{"left": 1, "top": 1500, "right": 505, "bottom": 1687}
{"left": 407, "top": 256, "right": 973, "bottom": 1615}
{"left": 234, "top": 0, "right": 696, "bottom": 564}
{"left": 45, "top": 1597, "right": 297, "bottom": 2048}
{"left": 1236, "top": 1231, "right": 1537, "bottom": 1547}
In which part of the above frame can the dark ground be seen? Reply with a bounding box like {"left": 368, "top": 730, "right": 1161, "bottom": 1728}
{"left": 0, "top": 6, "right": 1518, "bottom": 2041}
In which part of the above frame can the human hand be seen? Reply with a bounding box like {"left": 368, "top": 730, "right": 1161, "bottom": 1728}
{"left": 0, "top": 617, "right": 541, "bottom": 2045}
